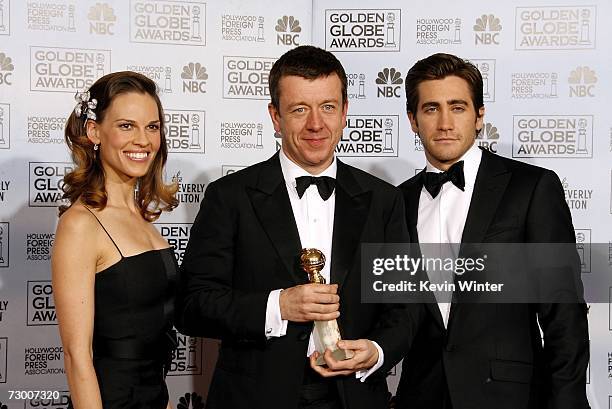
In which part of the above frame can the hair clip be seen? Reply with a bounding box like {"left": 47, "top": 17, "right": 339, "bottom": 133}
{"left": 74, "top": 91, "right": 98, "bottom": 127}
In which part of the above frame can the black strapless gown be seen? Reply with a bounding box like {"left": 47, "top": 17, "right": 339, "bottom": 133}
{"left": 72, "top": 248, "right": 178, "bottom": 409}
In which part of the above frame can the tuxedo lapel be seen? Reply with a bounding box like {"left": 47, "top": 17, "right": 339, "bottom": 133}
{"left": 460, "top": 149, "right": 512, "bottom": 244}
{"left": 447, "top": 149, "right": 512, "bottom": 336}
{"left": 247, "top": 154, "right": 306, "bottom": 285}
{"left": 403, "top": 171, "right": 445, "bottom": 330}
{"left": 404, "top": 170, "right": 424, "bottom": 244}
{"left": 330, "top": 161, "right": 371, "bottom": 291}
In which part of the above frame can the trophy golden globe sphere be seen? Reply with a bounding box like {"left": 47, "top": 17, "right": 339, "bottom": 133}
{"left": 299, "top": 248, "right": 326, "bottom": 284}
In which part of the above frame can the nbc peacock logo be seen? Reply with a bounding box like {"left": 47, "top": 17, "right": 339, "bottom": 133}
{"left": 275, "top": 15, "right": 301, "bottom": 46}
{"left": 88, "top": 2, "right": 116, "bottom": 35}
{"left": 568, "top": 66, "right": 597, "bottom": 98}
{"left": 476, "top": 122, "right": 500, "bottom": 153}
{"left": 177, "top": 392, "right": 205, "bottom": 409}
{"left": 0, "top": 52, "right": 13, "bottom": 86}
{"left": 473, "top": 13, "right": 501, "bottom": 45}
{"left": 181, "top": 62, "right": 208, "bottom": 93}
{"left": 376, "top": 68, "right": 402, "bottom": 98}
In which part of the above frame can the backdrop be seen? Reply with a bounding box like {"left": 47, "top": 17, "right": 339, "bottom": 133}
{"left": 0, "top": 0, "right": 610, "bottom": 408}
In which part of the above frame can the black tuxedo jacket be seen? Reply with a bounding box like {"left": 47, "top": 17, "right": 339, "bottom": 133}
{"left": 177, "top": 153, "right": 417, "bottom": 409}
{"left": 395, "top": 149, "right": 590, "bottom": 409}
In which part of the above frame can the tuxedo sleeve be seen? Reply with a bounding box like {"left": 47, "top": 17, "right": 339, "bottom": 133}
{"left": 175, "top": 181, "right": 268, "bottom": 342}
{"left": 526, "top": 169, "right": 590, "bottom": 409}
{"left": 366, "top": 189, "right": 425, "bottom": 377}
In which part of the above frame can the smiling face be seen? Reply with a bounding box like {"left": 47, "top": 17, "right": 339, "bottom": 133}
{"left": 409, "top": 75, "right": 484, "bottom": 171}
{"left": 268, "top": 74, "right": 348, "bottom": 174}
{"left": 87, "top": 92, "right": 161, "bottom": 183}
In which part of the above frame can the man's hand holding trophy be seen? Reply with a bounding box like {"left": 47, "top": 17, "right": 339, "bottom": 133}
{"left": 299, "top": 248, "right": 355, "bottom": 366}
{"left": 279, "top": 248, "right": 379, "bottom": 377}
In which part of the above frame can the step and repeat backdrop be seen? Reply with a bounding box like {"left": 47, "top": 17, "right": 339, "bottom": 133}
{"left": 0, "top": 0, "right": 611, "bottom": 407}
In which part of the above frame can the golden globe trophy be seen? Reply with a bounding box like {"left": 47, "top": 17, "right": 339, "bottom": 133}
{"left": 300, "top": 248, "right": 354, "bottom": 366}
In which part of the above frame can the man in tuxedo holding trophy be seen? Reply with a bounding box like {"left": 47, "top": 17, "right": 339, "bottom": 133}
{"left": 178, "top": 45, "right": 416, "bottom": 409}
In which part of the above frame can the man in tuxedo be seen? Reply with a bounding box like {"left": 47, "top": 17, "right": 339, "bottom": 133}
{"left": 177, "top": 45, "right": 415, "bottom": 409}
{"left": 395, "top": 53, "right": 590, "bottom": 409}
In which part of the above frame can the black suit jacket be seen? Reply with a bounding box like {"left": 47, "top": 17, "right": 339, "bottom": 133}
{"left": 395, "top": 149, "right": 590, "bottom": 409}
{"left": 177, "top": 153, "right": 416, "bottom": 409}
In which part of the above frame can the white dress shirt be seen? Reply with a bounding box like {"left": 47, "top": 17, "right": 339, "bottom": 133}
{"left": 417, "top": 143, "right": 482, "bottom": 327}
{"left": 264, "top": 149, "right": 383, "bottom": 381}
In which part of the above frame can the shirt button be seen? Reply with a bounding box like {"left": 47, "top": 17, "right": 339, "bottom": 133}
{"left": 266, "top": 328, "right": 272, "bottom": 335}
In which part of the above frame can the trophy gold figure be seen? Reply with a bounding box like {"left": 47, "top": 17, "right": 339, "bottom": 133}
{"left": 300, "top": 248, "right": 354, "bottom": 365}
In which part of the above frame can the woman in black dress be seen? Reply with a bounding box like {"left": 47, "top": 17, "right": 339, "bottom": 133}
{"left": 52, "top": 71, "right": 179, "bottom": 409}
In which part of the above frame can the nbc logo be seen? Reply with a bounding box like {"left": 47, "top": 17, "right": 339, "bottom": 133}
{"left": 0, "top": 52, "right": 13, "bottom": 86}
{"left": 476, "top": 122, "right": 500, "bottom": 153}
{"left": 376, "top": 68, "right": 402, "bottom": 98}
{"left": 177, "top": 392, "right": 205, "bottom": 409}
{"left": 88, "top": 2, "right": 116, "bottom": 35}
{"left": 568, "top": 66, "right": 597, "bottom": 98}
{"left": 474, "top": 14, "right": 501, "bottom": 45}
{"left": 276, "top": 15, "right": 301, "bottom": 46}
{"left": 181, "top": 62, "right": 208, "bottom": 93}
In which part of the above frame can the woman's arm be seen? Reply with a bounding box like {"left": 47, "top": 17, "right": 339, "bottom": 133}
{"left": 52, "top": 207, "right": 103, "bottom": 409}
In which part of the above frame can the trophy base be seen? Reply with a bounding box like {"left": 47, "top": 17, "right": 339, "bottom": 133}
{"left": 312, "top": 318, "right": 355, "bottom": 366}
{"left": 315, "top": 347, "right": 355, "bottom": 366}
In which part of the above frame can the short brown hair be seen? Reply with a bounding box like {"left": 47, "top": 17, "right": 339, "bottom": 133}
{"left": 405, "top": 53, "right": 483, "bottom": 116}
{"left": 60, "top": 71, "right": 178, "bottom": 221}
{"left": 268, "top": 45, "right": 347, "bottom": 109}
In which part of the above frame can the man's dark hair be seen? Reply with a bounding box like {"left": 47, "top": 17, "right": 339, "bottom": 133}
{"left": 269, "top": 45, "right": 347, "bottom": 109}
{"left": 404, "top": 53, "right": 483, "bottom": 116}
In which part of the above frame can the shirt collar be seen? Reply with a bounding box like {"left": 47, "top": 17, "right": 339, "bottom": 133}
{"left": 279, "top": 148, "right": 337, "bottom": 189}
{"left": 424, "top": 142, "right": 482, "bottom": 188}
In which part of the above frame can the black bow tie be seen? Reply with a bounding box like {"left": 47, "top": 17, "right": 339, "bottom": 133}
{"left": 423, "top": 161, "right": 465, "bottom": 198}
{"left": 295, "top": 176, "right": 336, "bottom": 201}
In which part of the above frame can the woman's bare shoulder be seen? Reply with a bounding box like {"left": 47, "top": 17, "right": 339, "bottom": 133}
{"left": 56, "top": 203, "right": 100, "bottom": 239}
